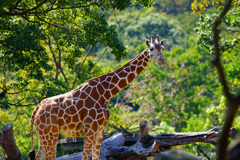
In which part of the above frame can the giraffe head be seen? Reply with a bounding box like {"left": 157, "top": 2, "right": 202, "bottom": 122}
{"left": 145, "top": 35, "right": 167, "bottom": 66}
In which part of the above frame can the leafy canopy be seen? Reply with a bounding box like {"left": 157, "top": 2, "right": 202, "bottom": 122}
{"left": 0, "top": 0, "right": 152, "bottom": 108}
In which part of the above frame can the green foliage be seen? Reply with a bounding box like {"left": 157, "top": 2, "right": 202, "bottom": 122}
{"left": 195, "top": 13, "right": 240, "bottom": 54}
{"left": 156, "top": 0, "right": 193, "bottom": 14}
{"left": 105, "top": 6, "right": 240, "bottom": 156}
{"left": 191, "top": 0, "right": 225, "bottom": 15}
{"left": 0, "top": 0, "right": 153, "bottom": 159}
{"left": 195, "top": 4, "right": 240, "bottom": 95}
{"left": 0, "top": 0, "right": 239, "bottom": 159}
{"left": 106, "top": 9, "right": 185, "bottom": 57}
{"left": 0, "top": 17, "right": 50, "bottom": 79}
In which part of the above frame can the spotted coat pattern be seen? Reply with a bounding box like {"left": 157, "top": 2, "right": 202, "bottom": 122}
{"left": 30, "top": 35, "right": 167, "bottom": 160}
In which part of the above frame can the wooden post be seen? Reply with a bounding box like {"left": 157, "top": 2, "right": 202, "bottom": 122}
{"left": 139, "top": 120, "right": 148, "bottom": 143}
{"left": 0, "top": 124, "right": 23, "bottom": 160}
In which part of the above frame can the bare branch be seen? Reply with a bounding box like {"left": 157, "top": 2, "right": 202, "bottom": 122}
{"left": 56, "top": 121, "right": 237, "bottom": 160}
{"left": 71, "top": 46, "right": 93, "bottom": 89}
{"left": 7, "top": 89, "right": 38, "bottom": 94}
{"left": 1, "top": 2, "right": 99, "bottom": 17}
{"left": 2, "top": 0, "right": 47, "bottom": 16}
{"left": 28, "top": 0, "right": 47, "bottom": 11}
{"left": 113, "top": 9, "right": 133, "bottom": 32}
{"left": 47, "top": 35, "right": 59, "bottom": 79}
{"left": 35, "top": 15, "right": 66, "bottom": 28}
{"left": 0, "top": 62, "right": 8, "bottom": 99}
{"left": 53, "top": 36, "right": 69, "bottom": 86}
{"left": 9, "top": 0, "right": 22, "bottom": 11}
{"left": 0, "top": 91, "right": 7, "bottom": 99}
{"left": 20, "top": 15, "right": 40, "bottom": 24}
{"left": 3, "top": 102, "right": 39, "bottom": 107}
{"left": 93, "top": 47, "right": 109, "bottom": 67}
{"left": 210, "top": 0, "right": 240, "bottom": 159}
{"left": 196, "top": 146, "right": 211, "bottom": 160}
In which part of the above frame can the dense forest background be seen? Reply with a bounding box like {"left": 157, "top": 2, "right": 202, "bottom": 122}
{"left": 0, "top": 0, "right": 240, "bottom": 159}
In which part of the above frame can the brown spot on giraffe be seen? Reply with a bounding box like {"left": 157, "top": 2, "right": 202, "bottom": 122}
{"left": 124, "top": 67, "right": 130, "bottom": 72}
{"left": 130, "top": 65, "right": 136, "bottom": 72}
{"left": 75, "top": 100, "right": 84, "bottom": 110}
{"left": 101, "top": 81, "right": 109, "bottom": 89}
{"left": 104, "top": 91, "right": 111, "bottom": 100}
{"left": 111, "top": 75, "right": 119, "bottom": 84}
{"left": 111, "top": 87, "right": 120, "bottom": 95}
{"left": 84, "top": 87, "right": 92, "bottom": 95}
{"left": 72, "top": 114, "right": 80, "bottom": 123}
{"left": 118, "top": 79, "right": 127, "bottom": 89}
{"left": 96, "top": 84, "right": 104, "bottom": 95}
{"left": 136, "top": 66, "right": 144, "bottom": 74}
{"left": 30, "top": 35, "right": 167, "bottom": 160}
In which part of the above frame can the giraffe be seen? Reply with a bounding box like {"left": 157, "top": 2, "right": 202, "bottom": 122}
{"left": 29, "top": 35, "right": 167, "bottom": 160}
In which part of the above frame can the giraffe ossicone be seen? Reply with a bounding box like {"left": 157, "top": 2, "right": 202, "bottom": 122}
{"left": 30, "top": 35, "right": 167, "bottom": 160}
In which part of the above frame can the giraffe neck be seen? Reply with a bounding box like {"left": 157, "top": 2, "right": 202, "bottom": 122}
{"left": 88, "top": 49, "right": 151, "bottom": 102}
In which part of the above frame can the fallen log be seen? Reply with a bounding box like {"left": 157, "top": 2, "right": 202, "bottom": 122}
{"left": 56, "top": 120, "right": 237, "bottom": 160}
{"left": 0, "top": 124, "right": 23, "bottom": 160}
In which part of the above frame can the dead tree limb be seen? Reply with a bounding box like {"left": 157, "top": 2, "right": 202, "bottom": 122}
{"left": 56, "top": 121, "right": 237, "bottom": 160}
{"left": 0, "top": 124, "right": 23, "bottom": 160}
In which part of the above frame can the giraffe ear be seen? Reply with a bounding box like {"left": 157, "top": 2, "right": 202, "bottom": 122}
{"left": 160, "top": 39, "right": 167, "bottom": 46}
{"left": 145, "top": 39, "right": 150, "bottom": 47}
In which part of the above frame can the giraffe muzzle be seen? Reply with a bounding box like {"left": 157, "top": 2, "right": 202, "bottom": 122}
{"left": 158, "top": 59, "right": 165, "bottom": 66}
{"left": 157, "top": 56, "right": 165, "bottom": 66}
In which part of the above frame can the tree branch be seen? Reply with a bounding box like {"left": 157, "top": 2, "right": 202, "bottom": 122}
{"left": 4, "top": 102, "right": 39, "bottom": 107}
{"left": 71, "top": 46, "right": 93, "bottom": 89}
{"left": 0, "top": 90, "right": 7, "bottom": 99}
{"left": 6, "top": 89, "right": 38, "bottom": 95}
{"left": 2, "top": 0, "right": 47, "bottom": 16}
{"left": 57, "top": 43, "right": 69, "bottom": 86}
{"left": 212, "top": 0, "right": 233, "bottom": 100}
{"left": 20, "top": 15, "right": 40, "bottom": 24}
{"left": 0, "top": 97, "right": 39, "bottom": 107}
{"left": 0, "top": 63, "right": 7, "bottom": 99}
{"left": 47, "top": 35, "right": 59, "bottom": 79}
{"left": 1, "top": 2, "right": 99, "bottom": 17}
{"left": 53, "top": 36, "right": 69, "bottom": 86}
{"left": 9, "top": 0, "right": 22, "bottom": 12}
{"left": 93, "top": 47, "right": 109, "bottom": 67}
{"left": 35, "top": 15, "right": 65, "bottom": 28}
{"left": 56, "top": 121, "right": 237, "bottom": 160}
{"left": 211, "top": 0, "right": 240, "bottom": 160}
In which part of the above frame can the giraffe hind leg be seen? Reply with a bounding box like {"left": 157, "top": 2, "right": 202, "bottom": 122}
{"left": 36, "top": 125, "right": 59, "bottom": 160}
{"left": 36, "top": 140, "right": 47, "bottom": 160}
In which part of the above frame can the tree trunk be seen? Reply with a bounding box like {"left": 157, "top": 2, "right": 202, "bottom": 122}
{"left": 0, "top": 124, "right": 23, "bottom": 160}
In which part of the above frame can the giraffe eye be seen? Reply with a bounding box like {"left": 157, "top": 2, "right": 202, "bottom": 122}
{"left": 150, "top": 48, "right": 154, "bottom": 51}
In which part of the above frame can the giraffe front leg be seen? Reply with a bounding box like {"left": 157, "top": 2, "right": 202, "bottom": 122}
{"left": 82, "top": 128, "right": 94, "bottom": 160}
{"left": 92, "top": 128, "right": 104, "bottom": 160}
{"left": 44, "top": 126, "right": 59, "bottom": 160}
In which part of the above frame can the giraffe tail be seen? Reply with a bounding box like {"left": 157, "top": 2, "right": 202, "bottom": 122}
{"left": 29, "top": 106, "right": 39, "bottom": 160}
